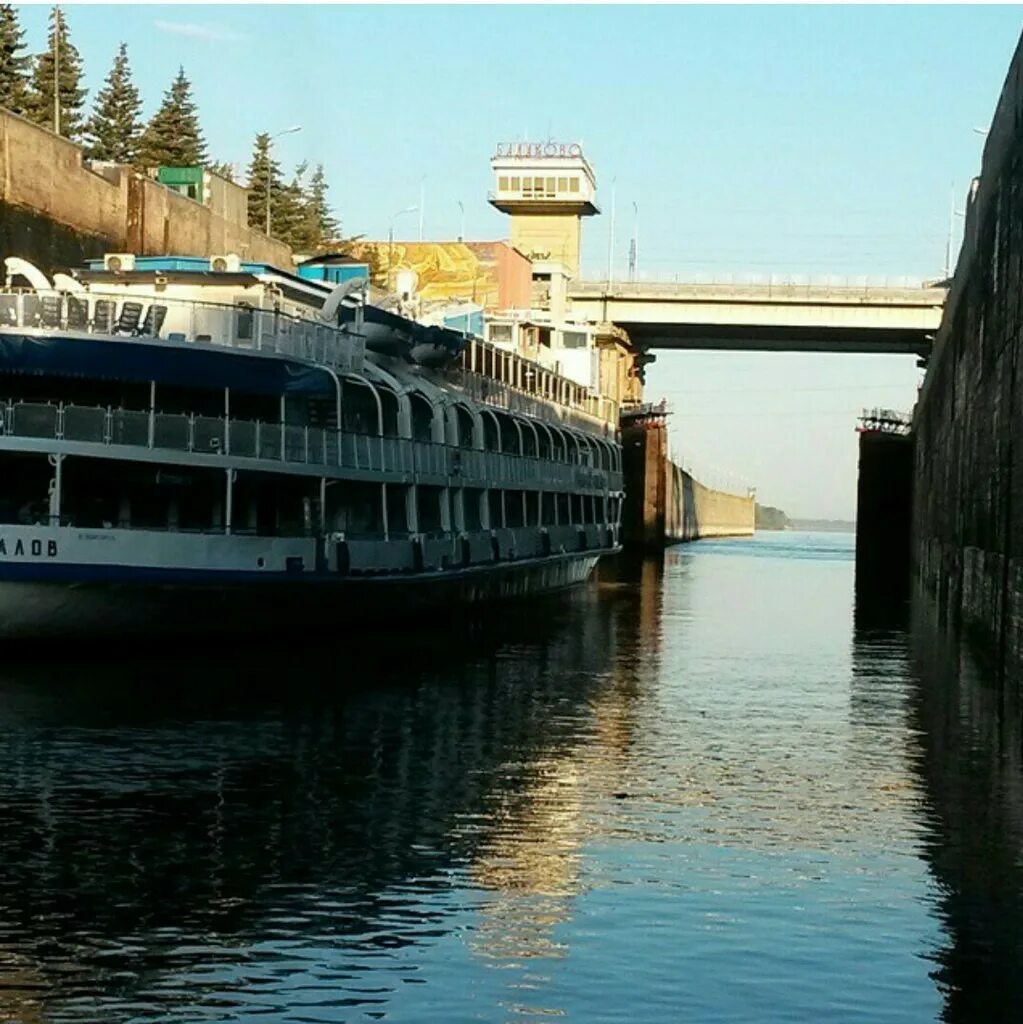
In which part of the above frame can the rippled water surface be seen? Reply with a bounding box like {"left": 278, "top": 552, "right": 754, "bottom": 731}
{"left": 1, "top": 531, "right": 1021, "bottom": 1022}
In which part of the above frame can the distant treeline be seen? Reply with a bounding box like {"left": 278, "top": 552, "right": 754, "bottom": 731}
{"left": 755, "top": 504, "right": 791, "bottom": 531}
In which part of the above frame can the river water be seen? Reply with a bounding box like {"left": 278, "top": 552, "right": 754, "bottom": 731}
{"left": 0, "top": 532, "right": 1020, "bottom": 1023}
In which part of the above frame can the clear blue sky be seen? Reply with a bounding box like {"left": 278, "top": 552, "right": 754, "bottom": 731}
{"left": 20, "top": 3, "right": 1023, "bottom": 518}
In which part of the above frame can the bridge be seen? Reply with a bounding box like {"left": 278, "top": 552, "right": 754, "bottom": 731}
{"left": 568, "top": 278, "right": 947, "bottom": 356}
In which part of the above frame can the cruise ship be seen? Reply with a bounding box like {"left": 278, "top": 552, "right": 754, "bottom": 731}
{"left": 0, "top": 254, "right": 623, "bottom": 637}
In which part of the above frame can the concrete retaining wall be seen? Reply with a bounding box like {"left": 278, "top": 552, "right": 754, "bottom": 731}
{"left": 0, "top": 106, "right": 291, "bottom": 272}
{"left": 912, "top": 32, "right": 1023, "bottom": 678}
{"left": 622, "top": 413, "right": 754, "bottom": 548}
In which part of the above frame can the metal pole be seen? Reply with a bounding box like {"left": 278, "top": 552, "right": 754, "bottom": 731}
{"left": 458, "top": 200, "right": 465, "bottom": 243}
{"left": 418, "top": 178, "right": 425, "bottom": 241}
{"left": 53, "top": 6, "right": 60, "bottom": 136}
{"left": 945, "top": 183, "right": 954, "bottom": 278}
{"left": 632, "top": 201, "right": 639, "bottom": 281}
{"left": 266, "top": 141, "right": 272, "bottom": 236}
{"left": 607, "top": 178, "right": 617, "bottom": 287}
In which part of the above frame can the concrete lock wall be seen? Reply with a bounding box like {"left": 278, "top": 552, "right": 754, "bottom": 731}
{"left": 622, "top": 416, "right": 754, "bottom": 548}
{"left": 912, "top": 31, "right": 1023, "bottom": 679}
{"left": 0, "top": 107, "right": 291, "bottom": 272}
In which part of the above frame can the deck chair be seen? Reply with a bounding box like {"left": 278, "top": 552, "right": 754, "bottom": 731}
{"left": 66, "top": 297, "right": 89, "bottom": 330}
{"left": 138, "top": 304, "right": 167, "bottom": 337}
{"left": 92, "top": 300, "right": 116, "bottom": 334}
{"left": 20, "top": 294, "right": 42, "bottom": 326}
{"left": 40, "top": 294, "right": 62, "bottom": 329}
{"left": 113, "top": 301, "right": 143, "bottom": 336}
{"left": 0, "top": 295, "right": 20, "bottom": 326}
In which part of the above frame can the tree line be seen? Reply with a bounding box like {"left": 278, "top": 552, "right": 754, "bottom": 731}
{"left": 0, "top": 5, "right": 340, "bottom": 253}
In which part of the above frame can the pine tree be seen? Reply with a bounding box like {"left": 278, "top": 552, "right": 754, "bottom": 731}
{"left": 277, "top": 168, "right": 313, "bottom": 251}
{"left": 24, "top": 6, "right": 86, "bottom": 139}
{"left": 0, "top": 4, "right": 30, "bottom": 114}
{"left": 246, "top": 131, "right": 303, "bottom": 240}
{"left": 83, "top": 43, "right": 142, "bottom": 163}
{"left": 137, "top": 67, "right": 207, "bottom": 168}
{"left": 306, "top": 164, "right": 340, "bottom": 250}
{"left": 208, "top": 159, "right": 236, "bottom": 182}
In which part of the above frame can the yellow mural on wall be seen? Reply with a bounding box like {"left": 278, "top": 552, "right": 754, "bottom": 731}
{"left": 348, "top": 241, "right": 524, "bottom": 310}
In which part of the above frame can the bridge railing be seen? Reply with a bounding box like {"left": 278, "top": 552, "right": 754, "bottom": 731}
{"left": 574, "top": 273, "right": 943, "bottom": 292}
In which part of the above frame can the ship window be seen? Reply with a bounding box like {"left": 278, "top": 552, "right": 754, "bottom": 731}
{"left": 418, "top": 485, "right": 444, "bottom": 534}
{"left": 569, "top": 177, "right": 580, "bottom": 193}
{"left": 498, "top": 176, "right": 509, "bottom": 191}
{"left": 488, "top": 323, "right": 513, "bottom": 344}
{"left": 526, "top": 491, "right": 539, "bottom": 526}
{"left": 562, "top": 330, "right": 587, "bottom": 349}
{"left": 454, "top": 404, "right": 476, "bottom": 448}
{"left": 235, "top": 302, "right": 254, "bottom": 341}
{"left": 542, "top": 492, "right": 555, "bottom": 525}
{"left": 505, "top": 491, "right": 524, "bottom": 528}
{"left": 533, "top": 176, "right": 544, "bottom": 191}
{"left": 510, "top": 176, "right": 520, "bottom": 191}
{"left": 556, "top": 493, "right": 569, "bottom": 525}
{"left": 488, "top": 489, "right": 503, "bottom": 527}
{"left": 464, "top": 489, "right": 483, "bottom": 532}
{"left": 545, "top": 177, "right": 555, "bottom": 195}
{"left": 409, "top": 393, "right": 434, "bottom": 442}
{"left": 558, "top": 177, "right": 568, "bottom": 192}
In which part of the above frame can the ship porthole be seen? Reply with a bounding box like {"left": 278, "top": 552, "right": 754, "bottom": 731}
{"left": 257, "top": 557, "right": 265, "bottom": 568}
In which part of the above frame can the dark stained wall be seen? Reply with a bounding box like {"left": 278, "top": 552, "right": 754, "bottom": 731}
{"left": 913, "top": 32, "right": 1023, "bottom": 679}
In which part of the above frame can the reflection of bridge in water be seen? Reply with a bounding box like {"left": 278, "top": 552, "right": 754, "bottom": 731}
{"left": 570, "top": 278, "right": 946, "bottom": 359}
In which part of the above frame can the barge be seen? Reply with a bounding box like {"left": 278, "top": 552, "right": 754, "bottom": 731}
{"left": 0, "top": 255, "right": 623, "bottom": 637}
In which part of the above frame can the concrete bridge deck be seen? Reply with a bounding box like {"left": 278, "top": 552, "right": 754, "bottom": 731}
{"left": 569, "top": 279, "right": 947, "bottom": 355}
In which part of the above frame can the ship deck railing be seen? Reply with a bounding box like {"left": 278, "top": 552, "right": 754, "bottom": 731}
{"left": 0, "top": 289, "right": 365, "bottom": 373}
{"left": 0, "top": 399, "right": 623, "bottom": 493}
{"left": 457, "top": 336, "right": 619, "bottom": 432}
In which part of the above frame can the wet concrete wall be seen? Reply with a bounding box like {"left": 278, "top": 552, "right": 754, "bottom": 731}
{"left": 912, "top": 32, "right": 1023, "bottom": 677}
{"left": 0, "top": 107, "right": 291, "bottom": 272}
{"left": 622, "top": 414, "right": 755, "bottom": 549}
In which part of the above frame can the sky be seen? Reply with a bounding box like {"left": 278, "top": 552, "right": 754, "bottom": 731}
{"left": 17, "top": 3, "right": 1023, "bottom": 519}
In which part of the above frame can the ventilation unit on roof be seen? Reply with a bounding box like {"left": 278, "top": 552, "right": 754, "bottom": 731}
{"left": 103, "top": 253, "right": 135, "bottom": 272}
{"left": 209, "top": 253, "right": 241, "bottom": 273}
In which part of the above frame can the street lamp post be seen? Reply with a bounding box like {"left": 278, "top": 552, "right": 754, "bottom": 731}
{"left": 265, "top": 125, "right": 302, "bottom": 237}
{"left": 388, "top": 205, "right": 418, "bottom": 290}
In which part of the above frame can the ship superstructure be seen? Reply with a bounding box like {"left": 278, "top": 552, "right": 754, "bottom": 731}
{"left": 0, "top": 255, "right": 622, "bottom": 636}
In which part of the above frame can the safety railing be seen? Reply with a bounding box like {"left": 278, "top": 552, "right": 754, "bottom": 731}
{"left": 0, "top": 289, "right": 366, "bottom": 373}
{"left": 0, "top": 400, "right": 623, "bottom": 493}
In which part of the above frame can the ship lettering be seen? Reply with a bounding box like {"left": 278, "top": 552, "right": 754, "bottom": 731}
{"left": 0, "top": 536, "right": 58, "bottom": 558}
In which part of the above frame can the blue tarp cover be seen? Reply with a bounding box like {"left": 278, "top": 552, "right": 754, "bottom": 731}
{"left": 0, "top": 333, "right": 335, "bottom": 396}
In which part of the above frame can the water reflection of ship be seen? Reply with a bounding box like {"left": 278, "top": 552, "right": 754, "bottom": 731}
{"left": 858, "top": 595, "right": 1023, "bottom": 1024}
{"left": 465, "top": 556, "right": 660, "bottom": 976}
{"left": 0, "top": 566, "right": 662, "bottom": 1020}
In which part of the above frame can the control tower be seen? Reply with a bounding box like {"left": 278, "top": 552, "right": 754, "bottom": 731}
{"left": 489, "top": 142, "right": 599, "bottom": 277}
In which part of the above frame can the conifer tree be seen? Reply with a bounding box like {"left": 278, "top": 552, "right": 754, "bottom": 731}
{"left": 246, "top": 132, "right": 286, "bottom": 236}
{"left": 83, "top": 43, "right": 142, "bottom": 163}
{"left": 24, "top": 6, "right": 86, "bottom": 139}
{"left": 0, "top": 4, "right": 30, "bottom": 114}
{"left": 137, "top": 66, "right": 207, "bottom": 167}
{"left": 306, "top": 164, "right": 340, "bottom": 250}
{"left": 208, "top": 159, "right": 236, "bottom": 182}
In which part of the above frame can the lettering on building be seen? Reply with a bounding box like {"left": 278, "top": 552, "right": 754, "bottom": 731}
{"left": 494, "top": 142, "right": 584, "bottom": 159}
